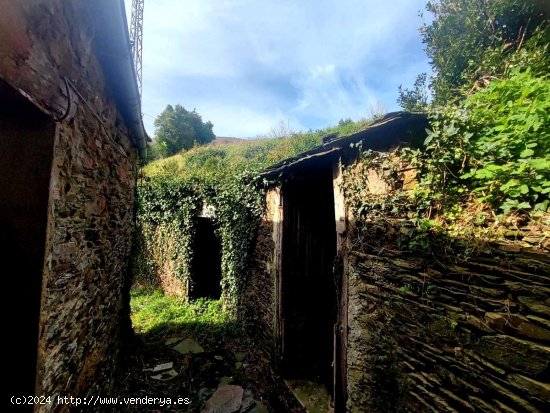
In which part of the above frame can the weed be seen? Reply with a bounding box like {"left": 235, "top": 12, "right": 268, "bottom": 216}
{"left": 130, "top": 288, "right": 243, "bottom": 344}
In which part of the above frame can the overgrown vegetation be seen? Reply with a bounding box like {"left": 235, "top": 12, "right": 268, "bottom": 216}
{"left": 391, "top": 1, "right": 550, "bottom": 235}
{"left": 135, "top": 119, "right": 372, "bottom": 314}
{"left": 345, "top": 1, "right": 550, "bottom": 253}
{"left": 135, "top": 0, "right": 549, "bottom": 324}
{"left": 423, "top": 67, "right": 550, "bottom": 216}
{"left": 420, "top": 0, "right": 548, "bottom": 105}
{"left": 130, "top": 288, "right": 240, "bottom": 341}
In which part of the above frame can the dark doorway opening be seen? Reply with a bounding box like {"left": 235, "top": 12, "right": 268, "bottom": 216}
{"left": 190, "top": 217, "right": 222, "bottom": 299}
{"left": 280, "top": 167, "right": 337, "bottom": 400}
{"left": 0, "top": 79, "right": 55, "bottom": 398}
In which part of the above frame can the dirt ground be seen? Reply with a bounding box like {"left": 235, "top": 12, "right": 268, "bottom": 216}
{"left": 118, "top": 329, "right": 305, "bottom": 413}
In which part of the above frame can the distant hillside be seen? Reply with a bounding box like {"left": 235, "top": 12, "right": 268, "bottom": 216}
{"left": 210, "top": 137, "right": 246, "bottom": 145}
{"left": 143, "top": 118, "right": 373, "bottom": 180}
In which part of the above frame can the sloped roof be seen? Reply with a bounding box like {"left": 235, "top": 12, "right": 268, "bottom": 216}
{"left": 86, "top": 0, "right": 150, "bottom": 158}
{"left": 260, "top": 111, "right": 428, "bottom": 180}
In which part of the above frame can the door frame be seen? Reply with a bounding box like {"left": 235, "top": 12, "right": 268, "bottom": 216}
{"left": 272, "top": 164, "right": 348, "bottom": 410}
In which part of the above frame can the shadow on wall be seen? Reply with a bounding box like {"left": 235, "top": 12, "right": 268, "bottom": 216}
{"left": 344, "top": 218, "right": 549, "bottom": 413}
{"left": 0, "top": 79, "right": 55, "bottom": 399}
{"left": 131, "top": 215, "right": 223, "bottom": 301}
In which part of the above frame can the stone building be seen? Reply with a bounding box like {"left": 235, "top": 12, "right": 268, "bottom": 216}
{"left": 0, "top": 0, "right": 147, "bottom": 409}
{"left": 245, "top": 112, "right": 550, "bottom": 412}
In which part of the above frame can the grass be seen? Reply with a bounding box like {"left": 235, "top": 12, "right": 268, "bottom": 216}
{"left": 130, "top": 288, "right": 243, "bottom": 343}
{"left": 142, "top": 118, "right": 373, "bottom": 181}
{"left": 124, "top": 289, "right": 305, "bottom": 413}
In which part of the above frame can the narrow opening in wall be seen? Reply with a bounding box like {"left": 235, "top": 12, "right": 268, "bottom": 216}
{"left": 0, "top": 79, "right": 55, "bottom": 397}
{"left": 280, "top": 167, "right": 338, "bottom": 407}
{"left": 189, "top": 217, "right": 222, "bottom": 299}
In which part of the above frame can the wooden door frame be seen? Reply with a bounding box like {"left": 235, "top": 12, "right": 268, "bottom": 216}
{"left": 332, "top": 161, "right": 348, "bottom": 411}
{"left": 269, "top": 187, "right": 284, "bottom": 361}
{"left": 271, "top": 164, "right": 348, "bottom": 410}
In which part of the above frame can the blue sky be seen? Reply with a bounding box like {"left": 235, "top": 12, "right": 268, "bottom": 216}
{"left": 126, "top": 0, "right": 431, "bottom": 138}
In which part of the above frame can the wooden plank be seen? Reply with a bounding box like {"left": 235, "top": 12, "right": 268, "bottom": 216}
{"left": 333, "top": 161, "right": 349, "bottom": 410}
{"left": 267, "top": 187, "right": 284, "bottom": 359}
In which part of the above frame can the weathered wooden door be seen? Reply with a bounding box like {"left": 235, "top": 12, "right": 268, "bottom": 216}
{"left": 279, "top": 169, "right": 338, "bottom": 395}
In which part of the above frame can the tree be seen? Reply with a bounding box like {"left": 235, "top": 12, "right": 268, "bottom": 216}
{"left": 397, "top": 73, "right": 429, "bottom": 112}
{"left": 147, "top": 139, "right": 168, "bottom": 161}
{"left": 152, "top": 104, "right": 215, "bottom": 157}
{"left": 420, "top": 0, "right": 548, "bottom": 104}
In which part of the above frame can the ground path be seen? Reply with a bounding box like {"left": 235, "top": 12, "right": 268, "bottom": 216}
{"left": 118, "top": 290, "right": 304, "bottom": 413}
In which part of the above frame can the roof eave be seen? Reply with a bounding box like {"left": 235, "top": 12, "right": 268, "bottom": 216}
{"left": 260, "top": 112, "right": 429, "bottom": 180}
{"left": 86, "top": 0, "right": 149, "bottom": 158}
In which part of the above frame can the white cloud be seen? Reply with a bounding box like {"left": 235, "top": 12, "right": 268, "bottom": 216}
{"left": 129, "top": 0, "right": 432, "bottom": 137}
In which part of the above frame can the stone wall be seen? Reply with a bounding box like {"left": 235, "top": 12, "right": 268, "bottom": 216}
{"left": 1, "top": 1, "right": 138, "bottom": 409}
{"left": 246, "top": 158, "right": 549, "bottom": 412}
{"left": 346, "top": 220, "right": 550, "bottom": 412}
{"left": 242, "top": 189, "right": 281, "bottom": 348}
{"left": 38, "top": 111, "right": 136, "bottom": 406}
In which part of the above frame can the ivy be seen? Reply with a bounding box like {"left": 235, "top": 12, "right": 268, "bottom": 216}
{"left": 205, "top": 172, "right": 265, "bottom": 313}
{"left": 340, "top": 149, "right": 419, "bottom": 219}
{"left": 341, "top": 66, "right": 549, "bottom": 250}
{"left": 132, "top": 171, "right": 264, "bottom": 316}
{"left": 133, "top": 178, "right": 200, "bottom": 291}
{"left": 424, "top": 68, "right": 550, "bottom": 215}
{"left": 133, "top": 121, "right": 372, "bottom": 316}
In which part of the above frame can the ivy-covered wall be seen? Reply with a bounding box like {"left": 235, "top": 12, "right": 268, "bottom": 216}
{"left": 133, "top": 173, "right": 265, "bottom": 316}
{"left": 133, "top": 179, "right": 199, "bottom": 298}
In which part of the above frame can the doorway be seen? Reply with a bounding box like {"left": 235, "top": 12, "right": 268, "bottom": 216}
{"left": 0, "top": 79, "right": 55, "bottom": 397}
{"left": 189, "top": 217, "right": 222, "bottom": 299}
{"left": 280, "top": 168, "right": 338, "bottom": 408}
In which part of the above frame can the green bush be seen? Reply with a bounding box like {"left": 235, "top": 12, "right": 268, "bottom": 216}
{"left": 423, "top": 68, "right": 550, "bottom": 214}
{"left": 421, "top": 0, "right": 548, "bottom": 104}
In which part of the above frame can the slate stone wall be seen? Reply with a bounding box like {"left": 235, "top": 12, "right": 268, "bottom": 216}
{"left": 242, "top": 189, "right": 280, "bottom": 348}
{"left": 247, "top": 167, "right": 549, "bottom": 412}
{"left": 38, "top": 112, "right": 136, "bottom": 408}
{"left": 1, "top": 1, "right": 138, "bottom": 409}
{"left": 346, "top": 220, "right": 550, "bottom": 412}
